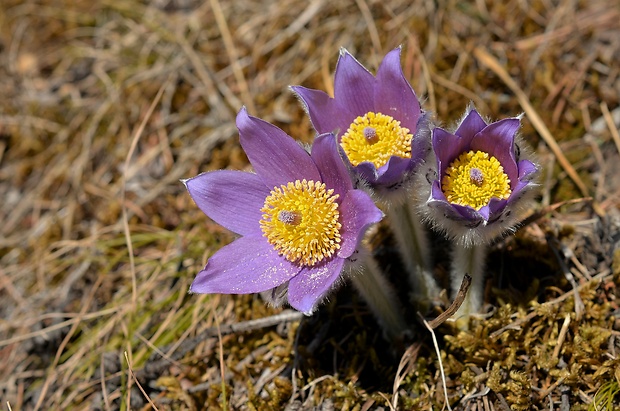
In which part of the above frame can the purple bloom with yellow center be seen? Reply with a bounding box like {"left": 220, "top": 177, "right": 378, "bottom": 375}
{"left": 291, "top": 47, "right": 429, "bottom": 194}
{"left": 424, "top": 107, "right": 538, "bottom": 246}
{"left": 183, "top": 108, "right": 383, "bottom": 314}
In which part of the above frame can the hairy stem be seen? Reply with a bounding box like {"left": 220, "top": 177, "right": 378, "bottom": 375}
{"left": 385, "top": 201, "right": 439, "bottom": 309}
{"left": 451, "top": 243, "right": 488, "bottom": 329}
{"left": 350, "top": 248, "right": 408, "bottom": 341}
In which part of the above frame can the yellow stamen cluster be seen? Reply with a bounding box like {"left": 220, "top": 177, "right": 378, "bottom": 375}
{"left": 340, "top": 112, "right": 413, "bottom": 168}
{"left": 442, "top": 150, "right": 512, "bottom": 210}
{"left": 260, "top": 179, "right": 341, "bottom": 266}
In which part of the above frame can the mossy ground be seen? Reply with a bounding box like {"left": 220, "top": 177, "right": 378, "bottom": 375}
{"left": 1, "top": 0, "right": 619, "bottom": 410}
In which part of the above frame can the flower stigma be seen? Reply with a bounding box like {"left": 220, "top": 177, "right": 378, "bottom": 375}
{"left": 340, "top": 112, "right": 412, "bottom": 168}
{"left": 260, "top": 179, "right": 341, "bottom": 266}
{"left": 441, "top": 150, "right": 511, "bottom": 210}
{"left": 363, "top": 127, "right": 379, "bottom": 144}
{"left": 277, "top": 210, "right": 302, "bottom": 225}
{"left": 469, "top": 168, "right": 484, "bottom": 186}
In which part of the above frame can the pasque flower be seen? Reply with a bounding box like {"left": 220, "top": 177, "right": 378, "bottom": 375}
{"left": 419, "top": 106, "right": 538, "bottom": 327}
{"left": 184, "top": 108, "right": 383, "bottom": 314}
{"left": 422, "top": 107, "right": 538, "bottom": 247}
{"left": 291, "top": 47, "right": 430, "bottom": 195}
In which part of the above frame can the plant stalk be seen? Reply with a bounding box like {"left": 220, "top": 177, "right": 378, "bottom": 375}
{"left": 350, "top": 248, "right": 408, "bottom": 341}
{"left": 385, "top": 201, "right": 439, "bottom": 309}
{"left": 450, "top": 243, "right": 488, "bottom": 329}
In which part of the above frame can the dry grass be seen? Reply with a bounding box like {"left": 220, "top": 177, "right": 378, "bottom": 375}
{"left": 1, "top": 0, "right": 619, "bottom": 409}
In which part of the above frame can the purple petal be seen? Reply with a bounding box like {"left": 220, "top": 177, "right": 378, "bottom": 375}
{"left": 190, "top": 236, "right": 301, "bottom": 294}
{"left": 311, "top": 133, "right": 353, "bottom": 198}
{"left": 455, "top": 108, "right": 487, "bottom": 140}
{"left": 427, "top": 197, "right": 456, "bottom": 214}
{"left": 426, "top": 196, "right": 466, "bottom": 223}
{"left": 471, "top": 118, "right": 520, "bottom": 181}
{"left": 354, "top": 161, "right": 379, "bottom": 183}
{"left": 291, "top": 86, "right": 344, "bottom": 136}
{"left": 411, "top": 112, "right": 433, "bottom": 161}
{"left": 374, "top": 48, "right": 421, "bottom": 133}
{"left": 432, "top": 128, "right": 468, "bottom": 177}
{"left": 475, "top": 205, "right": 490, "bottom": 221}
{"left": 488, "top": 197, "right": 508, "bottom": 220}
{"left": 430, "top": 180, "right": 447, "bottom": 202}
{"left": 338, "top": 189, "right": 383, "bottom": 258}
{"left": 508, "top": 179, "right": 533, "bottom": 202}
{"left": 236, "top": 108, "right": 321, "bottom": 188}
{"left": 518, "top": 159, "right": 537, "bottom": 180}
{"left": 374, "top": 155, "right": 414, "bottom": 187}
{"left": 184, "top": 170, "right": 269, "bottom": 236}
{"left": 287, "top": 257, "right": 345, "bottom": 313}
{"left": 333, "top": 50, "right": 375, "bottom": 119}
{"left": 451, "top": 203, "right": 486, "bottom": 223}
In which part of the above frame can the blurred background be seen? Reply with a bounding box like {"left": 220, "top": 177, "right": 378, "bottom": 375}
{"left": 1, "top": 0, "right": 619, "bottom": 409}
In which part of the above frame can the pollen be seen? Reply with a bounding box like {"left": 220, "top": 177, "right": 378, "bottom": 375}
{"left": 260, "top": 179, "right": 342, "bottom": 266}
{"left": 340, "top": 112, "right": 413, "bottom": 168}
{"left": 441, "top": 150, "right": 511, "bottom": 210}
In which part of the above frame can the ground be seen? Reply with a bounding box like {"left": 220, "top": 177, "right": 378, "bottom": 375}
{"left": 1, "top": 0, "right": 620, "bottom": 410}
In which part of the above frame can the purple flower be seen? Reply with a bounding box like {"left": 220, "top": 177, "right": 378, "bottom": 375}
{"left": 184, "top": 108, "right": 383, "bottom": 314}
{"left": 422, "top": 107, "right": 538, "bottom": 246}
{"left": 291, "top": 47, "right": 430, "bottom": 195}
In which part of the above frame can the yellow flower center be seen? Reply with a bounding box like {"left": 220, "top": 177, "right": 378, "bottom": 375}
{"left": 441, "top": 150, "right": 512, "bottom": 210}
{"left": 340, "top": 112, "right": 413, "bottom": 168}
{"left": 260, "top": 179, "right": 341, "bottom": 266}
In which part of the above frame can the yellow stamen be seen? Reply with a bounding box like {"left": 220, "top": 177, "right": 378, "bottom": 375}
{"left": 260, "top": 179, "right": 341, "bottom": 266}
{"left": 340, "top": 112, "right": 412, "bottom": 168}
{"left": 441, "top": 150, "right": 511, "bottom": 210}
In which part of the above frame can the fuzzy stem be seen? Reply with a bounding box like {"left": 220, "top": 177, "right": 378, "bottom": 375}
{"left": 350, "top": 248, "right": 408, "bottom": 341}
{"left": 451, "top": 243, "right": 488, "bottom": 329}
{"left": 384, "top": 201, "right": 439, "bottom": 308}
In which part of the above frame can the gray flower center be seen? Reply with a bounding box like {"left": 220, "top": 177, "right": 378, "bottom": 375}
{"left": 469, "top": 168, "right": 484, "bottom": 186}
{"left": 277, "top": 210, "right": 302, "bottom": 225}
{"left": 363, "top": 127, "right": 379, "bottom": 144}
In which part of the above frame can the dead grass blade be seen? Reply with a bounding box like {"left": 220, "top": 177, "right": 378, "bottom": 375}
{"left": 125, "top": 351, "right": 160, "bottom": 411}
{"left": 600, "top": 102, "right": 620, "bottom": 157}
{"left": 421, "top": 318, "right": 452, "bottom": 411}
{"left": 209, "top": 0, "right": 256, "bottom": 113}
